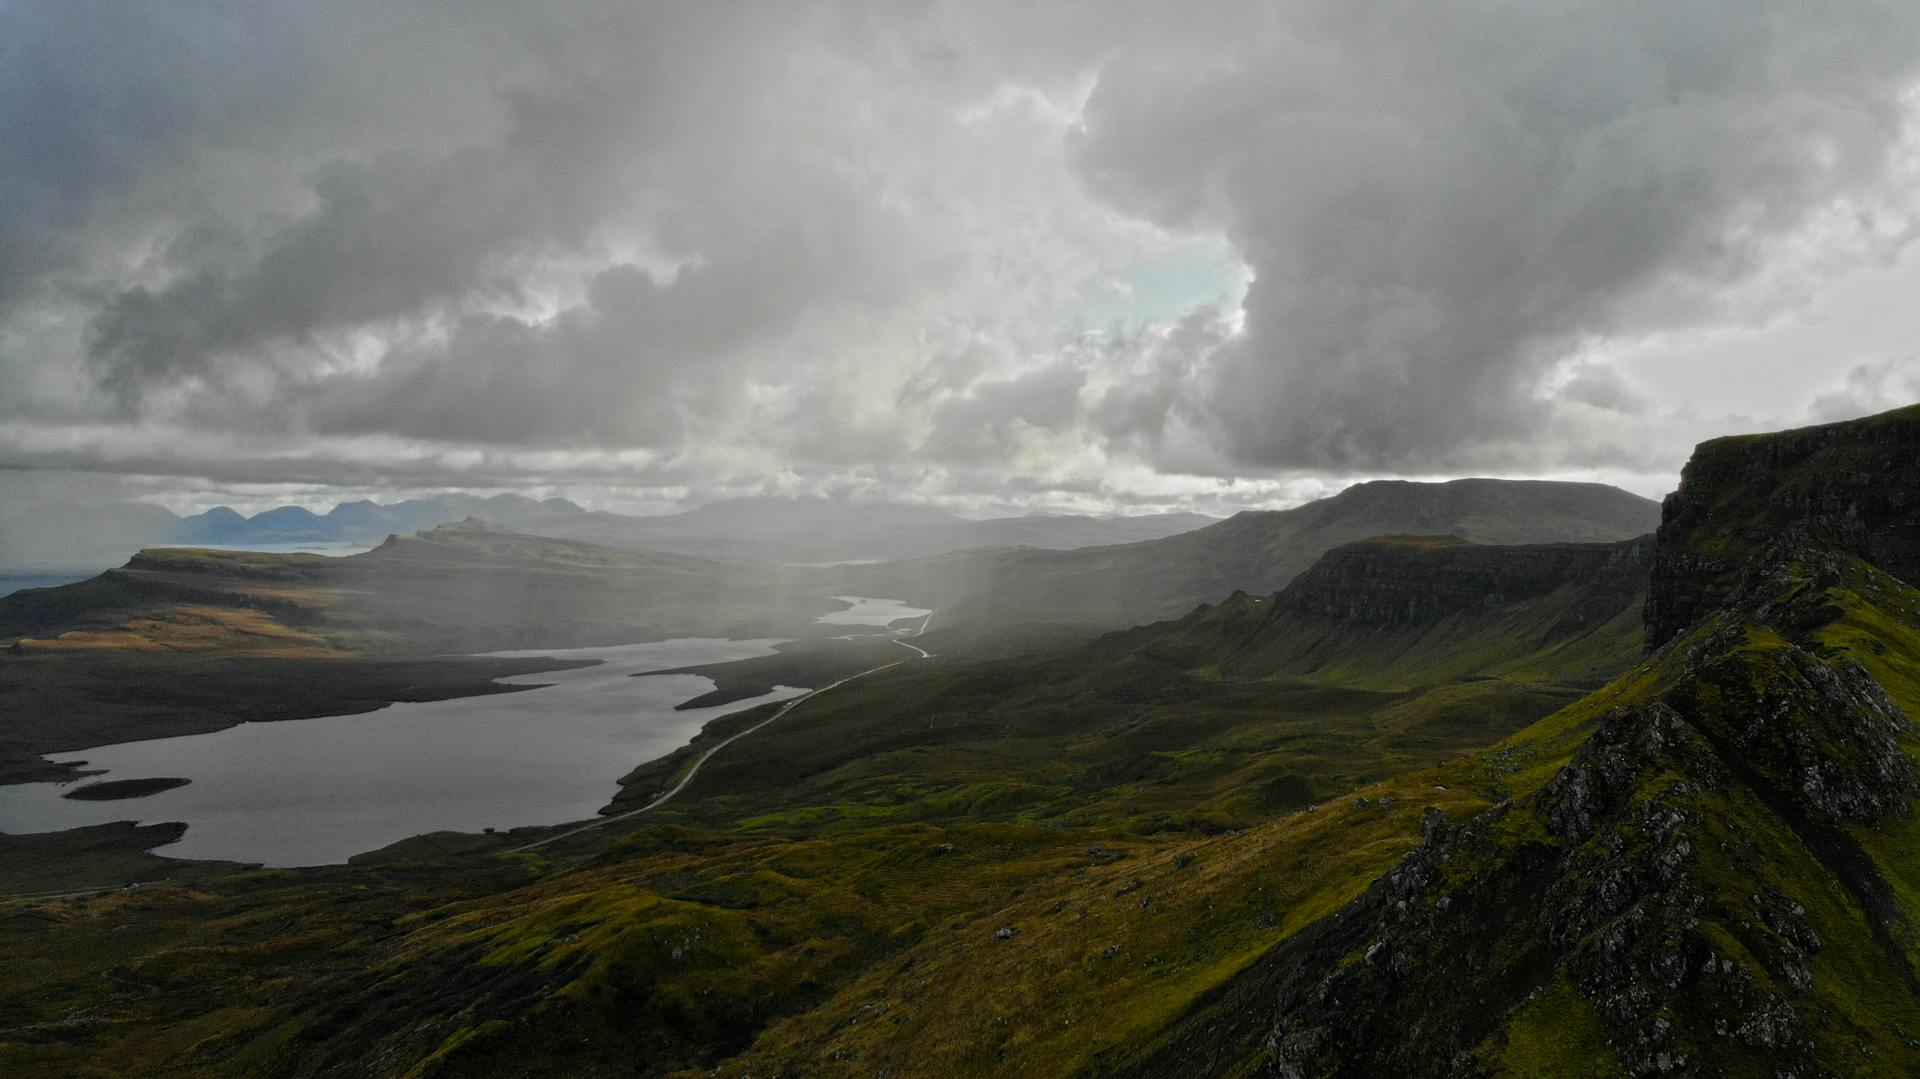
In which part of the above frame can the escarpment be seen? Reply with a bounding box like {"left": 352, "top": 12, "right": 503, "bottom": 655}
{"left": 1110, "top": 531, "right": 1657, "bottom": 688}
{"left": 1277, "top": 533, "right": 1653, "bottom": 633}
{"left": 1128, "top": 403, "right": 1920, "bottom": 1077}
{"left": 1646, "top": 403, "right": 1920, "bottom": 647}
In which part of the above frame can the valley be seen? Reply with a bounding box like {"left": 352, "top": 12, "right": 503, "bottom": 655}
{"left": 10, "top": 10, "right": 1915, "bottom": 1074}
{"left": 1, "top": 408, "right": 1917, "bottom": 1076}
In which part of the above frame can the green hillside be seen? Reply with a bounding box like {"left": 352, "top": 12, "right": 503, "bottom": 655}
{"left": 0, "top": 497, "right": 1665, "bottom": 1076}
{"left": 4, "top": 409, "right": 1918, "bottom": 1077}
{"left": 1205, "top": 533, "right": 1652, "bottom": 690}
{"left": 1127, "top": 406, "right": 1920, "bottom": 1076}
{"left": 0, "top": 523, "right": 845, "bottom": 656}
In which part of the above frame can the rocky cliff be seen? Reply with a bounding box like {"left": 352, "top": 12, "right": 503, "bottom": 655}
{"left": 1096, "top": 531, "right": 1656, "bottom": 690}
{"left": 1249, "top": 574, "right": 1920, "bottom": 1077}
{"left": 1118, "top": 403, "right": 1920, "bottom": 1077}
{"left": 1646, "top": 403, "right": 1920, "bottom": 647}
{"left": 1279, "top": 533, "right": 1653, "bottom": 633}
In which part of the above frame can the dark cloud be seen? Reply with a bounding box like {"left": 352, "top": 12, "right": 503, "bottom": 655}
{"left": 1072, "top": 1, "right": 1920, "bottom": 471}
{"left": 923, "top": 363, "right": 1087, "bottom": 463}
{"left": 1556, "top": 364, "right": 1653, "bottom": 416}
{"left": 2, "top": 1, "right": 1918, "bottom": 513}
{"left": 1090, "top": 307, "right": 1234, "bottom": 463}
{"left": 0, "top": 4, "right": 266, "bottom": 312}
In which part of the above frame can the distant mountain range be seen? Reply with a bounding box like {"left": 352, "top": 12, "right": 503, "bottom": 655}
{"left": 0, "top": 493, "right": 1216, "bottom": 568}
{"left": 0, "top": 493, "right": 587, "bottom": 565}
{"left": 531, "top": 497, "right": 1220, "bottom": 563}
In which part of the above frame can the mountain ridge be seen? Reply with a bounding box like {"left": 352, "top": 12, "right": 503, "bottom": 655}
{"left": 4, "top": 408, "right": 1916, "bottom": 1078}
{"left": 0, "top": 492, "right": 1220, "bottom": 570}
{"left": 848, "top": 478, "right": 1661, "bottom": 632}
{"left": 1115, "top": 402, "right": 1920, "bottom": 1076}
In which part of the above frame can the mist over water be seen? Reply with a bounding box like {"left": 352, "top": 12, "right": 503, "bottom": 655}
{"left": 814, "top": 595, "right": 934, "bottom": 628}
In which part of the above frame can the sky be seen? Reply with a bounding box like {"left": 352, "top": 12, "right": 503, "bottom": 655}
{"left": 3, "top": 1, "right": 1919, "bottom": 518}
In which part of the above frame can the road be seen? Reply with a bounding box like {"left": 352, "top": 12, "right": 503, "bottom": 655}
{"left": 507, "top": 608, "right": 936, "bottom": 854}
{"left": 0, "top": 882, "right": 149, "bottom": 903}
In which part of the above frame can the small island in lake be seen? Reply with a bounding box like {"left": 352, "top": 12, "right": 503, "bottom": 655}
{"left": 61, "top": 777, "right": 192, "bottom": 801}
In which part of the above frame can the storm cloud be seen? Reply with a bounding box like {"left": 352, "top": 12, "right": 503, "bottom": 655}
{"left": 1072, "top": 1, "right": 1920, "bottom": 472}
{"left": 3, "top": 1, "right": 1919, "bottom": 512}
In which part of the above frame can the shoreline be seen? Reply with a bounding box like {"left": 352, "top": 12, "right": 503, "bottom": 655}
{"left": 0, "top": 651, "right": 603, "bottom": 786}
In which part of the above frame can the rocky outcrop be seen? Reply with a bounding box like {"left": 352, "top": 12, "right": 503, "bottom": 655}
{"left": 1257, "top": 621, "right": 1918, "bottom": 1078}
{"left": 1671, "top": 622, "right": 1915, "bottom": 824}
{"left": 1278, "top": 533, "right": 1653, "bottom": 632}
{"left": 1237, "top": 403, "right": 1920, "bottom": 1077}
{"left": 1257, "top": 699, "right": 1780, "bottom": 1078}
{"left": 1646, "top": 403, "right": 1920, "bottom": 647}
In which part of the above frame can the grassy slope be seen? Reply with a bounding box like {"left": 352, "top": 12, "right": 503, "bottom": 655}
{"left": 1118, "top": 552, "right": 1920, "bottom": 1078}
{"left": 1221, "top": 588, "right": 1645, "bottom": 690}
{"left": 0, "top": 748, "right": 1502, "bottom": 1079}
{"left": 1483, "top": 563, "right": 1920, "bottom": 1076}
{"left": 604, "top": 531, "right": 1653, "bottom": 835}
{"left": 12, "top": 417, "right": 1917, "bottom": 1076}
{"left": 1093, "top": 533, "right": 1650, "bottom": 692}
{"left": 181, "top": 518, "right": 1913, "bottom": 1076}
{"left": 0, "top": 530, "right": 1659, "bottom": 1076}
{"left": 0, "top": 526, "right": 848, "bottom": 656}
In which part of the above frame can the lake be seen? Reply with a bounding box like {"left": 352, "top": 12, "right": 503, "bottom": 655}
{"left": 0, "top": 638, "right": 804, "bottom": 866}
{"left": 0, "top": 596, "right": 930, "bottom": 866}
{"left": 816, "top": 595, "right": 933, "bottom": 628}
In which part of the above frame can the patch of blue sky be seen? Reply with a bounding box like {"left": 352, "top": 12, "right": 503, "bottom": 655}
{"left": 1073, "top": 236, "right": 1247, "bottom": 332}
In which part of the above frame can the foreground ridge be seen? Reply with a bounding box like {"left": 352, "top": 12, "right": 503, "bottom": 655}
{"left": 1123, "top": 404, "right": 1920, "bottom": 1077}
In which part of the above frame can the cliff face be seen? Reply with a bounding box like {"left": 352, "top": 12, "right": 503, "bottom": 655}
{"left": 1646, "top": 403, "right": 1920, "bottom": 646}
{"left": 1123, "top": 404, "right": 1920, "bottom": 1077}
{"left": 1095, "top": 531, "right": 1656, "bottom": 690}
{"left": 1279, "top": 533, "right": 1653, "bottom": 633}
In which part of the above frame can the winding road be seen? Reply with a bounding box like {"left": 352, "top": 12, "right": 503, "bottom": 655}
{"left": 506, "top": 608, "right": 935, "bottom": 854}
